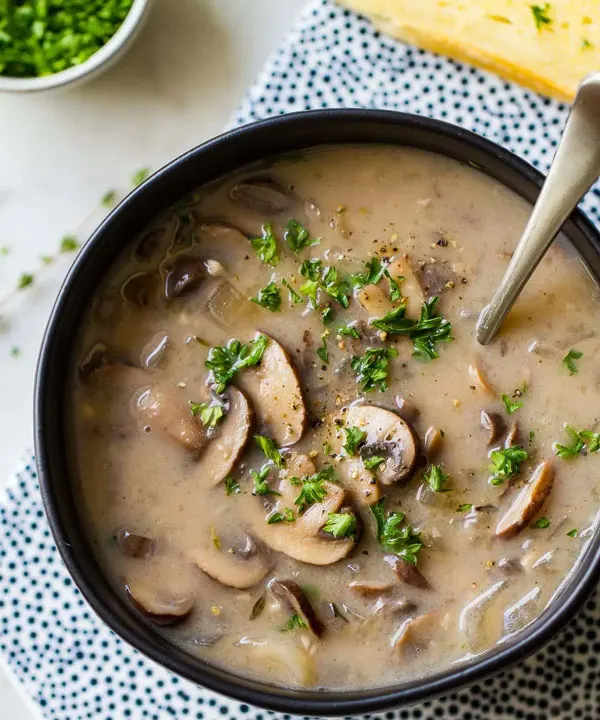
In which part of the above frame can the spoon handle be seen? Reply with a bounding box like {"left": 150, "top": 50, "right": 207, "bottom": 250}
{"left": 476, "top": 73, "right": 600, "bottom": 345}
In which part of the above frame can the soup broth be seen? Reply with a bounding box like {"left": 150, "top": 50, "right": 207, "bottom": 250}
{"left": 70, "top": 145, "right": 600, "bottom": 690}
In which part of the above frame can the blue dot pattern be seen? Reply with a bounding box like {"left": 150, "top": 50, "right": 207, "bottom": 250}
{"left": 3, "top": 2, "right": 600, "bottom": 718}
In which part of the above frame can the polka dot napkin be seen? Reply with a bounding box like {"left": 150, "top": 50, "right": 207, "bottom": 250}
{"left": 2, "top": 2, "right": 600, "bottom": 719}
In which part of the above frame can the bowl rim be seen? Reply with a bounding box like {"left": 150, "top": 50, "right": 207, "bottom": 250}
{"left": 35, "top": 109, "right": 600, "bottom": 716}
{"left": 0, "top": 0, "right": 151, "bottom": 93}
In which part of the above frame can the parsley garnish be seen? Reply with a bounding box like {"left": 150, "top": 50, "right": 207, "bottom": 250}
{"left": 254, "top": 435, "right": 286, "bottom": 469}
{"left": 189, "top": 400, "right": 224, "bottom": 427}
{"left": 363, "top": 455, "right": 386, "bottom": 471}
{"left": 554, "top": 425, "right": 600, "bottom": 458}
{"left": 9, "top": 346, "right": 21, "bottom": 358}
{"left": 581, "top": 38, "right": 593, "bottom": 50}
{"left": 371, "top": 296, "right": 453, "bottom": 360}
{"left": 293, "top": 466, "right": 333, "bottom": 512}
{"left": 350, "top": 257, "right": 387, "bottom": 288}
{"left": 251, "top": 466, "right": 281, "bottom": 496}
{"left": 320, "top": 306, "right": 334, "bottom": 324}
{"left": 456, "top": 503, "right": 473, "bottom": 513}
{"left": 60, "top": 235, "right": 80, "bottom": 253}
{"left": 224, "top": 476, "right": 241, "bottom": 496}
{"left": 423, "top": 464, "right": 451, "bottom": 492}
{"left": 351, "top": 346, "right": 398, "bottom": 392}
{"left": 562, "top": 349, "right": 583, "bottom": 376}
{"left": 323, "top": 512, "right": 357, "bottom": 538}
{"left": 205, "top": 334, "right": 268, "bottom": 393}
{"left": 251, "top": 280, "right": 281, "bottom": 312}
{"left": 250, "top": 223, "right": 279, "bottom": 266}
{"left": 370, "top": 498, "right": 423, "bottom": 566}
{"left": 282, "top": 279, "right": 303, "bottom": 305}
{"left": 531, "top": 517, "right": 550, "bottom": 529}
{"left": 338, "top": 324, "right": 361, "bottom": 339}
{"left": 132, "top": 168, "right": 151, "bottom": 187}
{"left": 316, "top": 333, "right": 329, "bottom": 364}
{"left": 342, "top": 426, "right": 367, "bottom": 456}
{"left": 501, "top": 393, "right": 524, "bottom": 415}
{"left": 267, "top": 508, "right": 295, "bottom": 524}
{"left": 385, "top": 271, "right": 404, "bottom": 302}
{"left": 530, "top": 3, "right": 552, "bottom": 30}
{"left": 17, "top": 273, "right": 34, "bottom": 290}
{"left": 299, "top": 259, "right": 350, "bottom": 308}
{"left": 567, "top": 528, "right": 578, "bottom": 538}
{"left": 280, "top": 614, "right": 307, "bottom": 632}
{"left": 489, "top": 446, "right": 528, "bottom": 485}
{"left": 101, "top": 190, "right": 116, "bottom": 208}
{"left": 284, "top": 219, "right": 320, "bottom": 253}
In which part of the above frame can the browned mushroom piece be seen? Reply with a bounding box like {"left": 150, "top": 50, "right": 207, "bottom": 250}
{"left": 229, "top": 176, "right": 295, "bottom": 215}
{"left": 392, "top": 612, "right": 439, "bottom": 654}
{"left": 270, "top": 579, "right": 325, "bottom": 638}
{"left": 121, "top": 271, "right": 158, "bottom": 309}
{"left": 162, "top": 254, "right": 206, "bottom": 302}
{"left": 468, "top": 363, "right": 495, "bottom": 395}
{"left": 480, "top": 410, "right": 506, "bottom": 446}
{"left": 394, "top": 395, "right": 421, "bottom": 423}
{"left": 115, "top": 529, "right": 154, "bottom": 558}
{"left": 79, "top": 341, "right": 137, "bottom": 379}
{"left": 346, "top": 405, "right": 419, "bottom": 485}
{"left": 423, "top": 427, "right": 444, "bottom": 460}
{"left": 236, "top": 334, "right": 306, "bottom": 446}
{"left": 495, "top": 462, "right": 554, "bottom": 539}
{"left": 348, "top": 580, "right": 394, "bottom": 596}
{"left": 198, "top": 220, "right": 251, "bottom": 240}
{"left": 504, "top": 422, "right": 520, "bottom": 448}
{"left": 191, "top": 530, "right": 270, "bottom": 589}
{"left": 383, "top": 554, "right": 429, "bottom": 589}
{"left": 125, "top": 582, "right": 193, "bottom": 626}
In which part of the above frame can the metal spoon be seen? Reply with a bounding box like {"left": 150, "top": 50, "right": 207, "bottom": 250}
{"left": 476, "top": 73, "right": 600, "bottom": 345}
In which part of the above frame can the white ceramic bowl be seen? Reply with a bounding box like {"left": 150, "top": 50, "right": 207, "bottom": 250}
{"left": 0, "top": 0, "right": 152, "bottom": 93}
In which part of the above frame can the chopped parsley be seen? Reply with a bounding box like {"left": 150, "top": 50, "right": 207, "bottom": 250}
{"left": 251, "top": 466, "right": 281, "bottom": 496}
{"left": 351, "top": 346, "right": 398, "bottom": 392}
{"left": 320, "top": 305, "right": 334, "bottom": 324}
{"left": 489, "top": 446, "right": 528, "bottom": 485}
{"left": 9, "top": 346, "right": 21, "bottom": 358}
{"left": 386, "top": 271, "right": 404, "bottom": 302}
{"left": 299, "top": 259, "right": 350, "bottom": 308}
{"left": 501, "top": 393, "right": 523, "bottom": 415}
{"left": 60, "top": 235, "right": 80, "bottom": 253}
{"left": 567, "top": 528, "right": 578, "bottom": 538}
{"left": 251, "top": 280, "right": 281, "bottom": 312}
{"left": 456, "top": 503, "right": 473, "bottom": 513}
{"left": 189, "top": 400, "right": 224, "bottom": 427}
{"left": 323, "top": 512, "right": 357, "bottom": 538}
{"left": 423, "top": 464, "right": 451, "bottom": 492}
{"left": 370, "top": 498, "right": 424, "bottom": 566}
{"left": 316, "top": 332, "right": 329, "bottom": 364}
{"left": 224, "top": 476, "right": 241, "bottom": 496}
{"left": 531, "top": 517, "right": 550, "bottom": 529}
{"left": 132, "top": 168, "right": 150, "bottom": 187}
{"left": 562, "top": 349, "right": 583, "bottom": 376}
{"left": 371, "top": 296, "right": 453, "bottom": 360}
{"left": 282, "top": 279, "right": 303, "bottom": 304}
{"left": 205, "top": 334, "right": 268, "bottom": 393}
{"left": 284, "top": 219, "right": 320, "bottom": 253}
{"left": 101, "top": 190, "right": 116, "bottom": 208}
{"left": 280, "top": 614, "right": 307, "bottom": 632}
{"left": 554, "top": 425, "right": 600, "bottom": 458}
{"left": 363, "top": 455, "right": 386, "bottom": 471}
{"left": 254, "top": 435, "right": 286, "bottom": 469}
{"left": 250, "top": 223, "right": 279, "bottom": 266}
{"left": 293, "top": 465, "right": 334, "bottom": 512}
{"left": 337, "top": 323, "right": 361, "bottom": 339}
{"left": 350, "top": 257, "right": 388, "bottom": 288}
{"left": 17, "top": 273, "right": 34, "bottom": 290}
{"left": 267, "top": 508, "right": 295, "bottom": 524}
{"left": 530, "top": 3, "right": 552, "bottom": 30}
{"left": 581, "top": 38, "right": 593, "bottom": 50}
{"left": 342, "top": 426, "right": 367, "bottom": 456}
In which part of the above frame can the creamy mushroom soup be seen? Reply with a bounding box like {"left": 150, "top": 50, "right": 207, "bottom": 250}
{"left": 70, "top": 145, "right": 600, "bottom": 690}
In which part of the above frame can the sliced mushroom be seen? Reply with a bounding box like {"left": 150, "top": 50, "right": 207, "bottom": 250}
{"left": 161, "top": 254, "right": 206, "bottom": 302}
{"left": 504, "top": 422, "right": 519, "bottom": 448}
{"left": 392, "top": 612, "right": 439, "bottom": 654}
{"left": 468, "top": 362, "right": 495, "bottom": 395}
{"left": 115, "top": 529, "right": 154, "bottom": 558}
{"left": 458, "top": 580, "right": 505, "bottom": 653}
{"left": 356, "top": 283, "right": 394, "bottom": 319}
{"left": 504, "top": 586, "right": 542, "bottom": 634}
{"left": 394, "top": 395, "right": 420, "bottom": 423}
{"left": 250, "top": 455, "right": 358, "bottom": 565}
{"left": 125, "top": 582, "right": 193, "bottom": 626}
{"left": 480, "top": 410, "right": 506, "bottom": 446}
{"left": 495, "top": 462, "right": 554, "bottom": 539}
{"left": 79, "top": 341, "right": 137, "bottom": 379}
{"left": 140, "top": 333, "right": 169, "bottom": 369}
{"left": 348, "top": 580, "right": 394, "bottom": 596}
{"left": 343, "top": 458, "right": 381, "bottom": 506}
{"left": 423, "top": 427, "right": 444, "bottom": 460}
{"left": 121, "top": 271, "right": 157, "bottom": 308}
{"left": 383, "top": 554, "right": 429, "bottom": 589}
{"left": 199, "top": 219, "right": 251, "bottom": 240}
{"left": 346, "top": 405, "right": 419, "bottom": 485}
{"left": 386, "top": 255, "right": 425, "bottom": 316}
{"left": 270, "top": 579, "right": 325, "bottom": 637}
{"left": 191, "top": 531, "right": 270, "bottom": 589}
{"left": 229, "top": 176, "right": 295, "bottom": 214}
{"left": 236, "top": 636, "right": 314, "bottom": 686}
{"left": 236, "top": 334, "right": 306, "bottom": 446}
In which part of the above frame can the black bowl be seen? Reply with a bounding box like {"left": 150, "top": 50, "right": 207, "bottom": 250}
{"left": 35, "top": 109, "right": 600, "bottom": 716}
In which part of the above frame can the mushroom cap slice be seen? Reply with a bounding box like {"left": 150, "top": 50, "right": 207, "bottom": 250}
{"left": 480, "top": 410, "right": 506, "bottom": 446}
{"left": 495, "top": 462, "right": 554, "bottom": 539}
{"left": 356, "top": 283, "right": 394, "bottom": 319}
{"left": 115, "top": 529, "right": 154, "bottom": 559}
{"left": 270, "top": 579, "right": 325, "bottom": 637}
{"left": 343, "top": 457, "right": 381, "bottom": 506}
{"left": 236, "top": 334, "right": 306, "bottom": 446}
{"left": 392, "top": 612, "right": 440, "bottom": 654}
{"left": 346, "top": 404, "right": 419, "bottom": 485}
{"left": 125, "top": 582, "right": 193, "bottom": 626}
{"left": 191, "top": 531, "right": 270, "bottom": 589}
{"left": 384, "top": 554, "right": 429, "bottom": 589}
{"left": 250, "top": 454, "right": 357, "bottom": 565}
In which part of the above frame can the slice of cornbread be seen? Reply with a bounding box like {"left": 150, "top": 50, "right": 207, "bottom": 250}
{"left": 337, "top": 0, "right": 599, "bottom": 101}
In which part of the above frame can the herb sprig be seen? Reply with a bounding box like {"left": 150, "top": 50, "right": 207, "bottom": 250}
{"left": 370, "top": 498, "right": 423, "bottom": 565}
{"left": 351, "top": 346, "right": 398, "bottom": 392}
{"left": 251, "top": 281, "right": 281, "bottom": 312}
{"left": 205, "top": 334, "right": 268, "bottom": 393}
{"left": 284, "top": 219, "right": 320, "bottom": 253}
{"left": 562, "top": 349, "right": 583, "bottom": 376}
{"left": 255, "top": 435, "right": 286, "bottom": 469}
{"left": 489, "top": 446, "right": 528, "bottom": 485}
{"left": 323, "top": 512, "right": 357, "bottom": 539}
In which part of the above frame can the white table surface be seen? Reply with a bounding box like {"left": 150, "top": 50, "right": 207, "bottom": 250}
{"left": 0, "top": 1, "right": 305, "bottom": 716}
